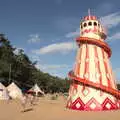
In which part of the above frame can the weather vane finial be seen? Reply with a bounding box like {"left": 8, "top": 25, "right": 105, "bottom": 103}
{"left": 88, "top": 8, "right": 91, "bottom": 16}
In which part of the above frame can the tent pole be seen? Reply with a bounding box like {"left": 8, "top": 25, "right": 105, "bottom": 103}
{"left": 9, "top": 64, "right": 11, "bottom": 84}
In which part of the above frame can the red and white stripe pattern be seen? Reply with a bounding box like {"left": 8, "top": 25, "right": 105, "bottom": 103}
{"left": 67, "top": 43, "right": 120, "bottom": 111}
{"left": 74, "top": 44, "right": 116, "bottom": 89}
{"left": 67, "top": 14, "right": 120, "bottom": 111}
{"left": 84, "top": 16, "right": 97, "bottom": 20}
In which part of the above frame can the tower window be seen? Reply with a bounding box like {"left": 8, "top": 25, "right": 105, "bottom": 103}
{"left": 83, "top": 23, "right": 87, "bottom": 27}
{"left": 94, "top": 22, "right": 97, "bottom": 26}
{"left": 88, "top": 22, "right": 92, "bottom": 26}
{"left": 98, "top": 23, "right": 100, "bottom": 27}
{"left": 81, "top": 24, "right": 83, "bottom": 29}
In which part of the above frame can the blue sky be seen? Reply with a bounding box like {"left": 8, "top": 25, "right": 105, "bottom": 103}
{"left": 0, "top": 0, "right": 120, "bottom": 81}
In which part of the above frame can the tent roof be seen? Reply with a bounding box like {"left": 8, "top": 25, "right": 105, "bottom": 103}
{"left": 0, "top": 82, "right": 5, "bottom": 89}
{"left": 0, "top": 82, "right": 10, "bottom": 100}
{"left": 7, "top": 82, "right": 23, "bottom": 99}
{"left": 27, "top": 84, "right": 44, "bottom": 94}
{"left": 7, "top": 82, "right": 20, "bottom": 90}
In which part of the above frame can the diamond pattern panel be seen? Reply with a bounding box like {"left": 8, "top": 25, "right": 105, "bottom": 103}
{"left": 102, "top": 97, "right": 117, "bottom": 110}
{"left": 71, "top": 97, "right": 85, "bottom": 110}
{"left": 89, "top": 102, "right": 97, "bottom": 109}
{"left": 84, "top": 97, "right": 102, "bottom": 111}
{"left": 76, "top": 102, "right": 81, "bottom": 108}
{"left": 105, "top": 103, "right": 111, "bottom": 109}
{"left": 67, "top": 96, "right": 120, "bottom": 111}
{"left": 82, "top": 87, "right": 90, "bottom": 96}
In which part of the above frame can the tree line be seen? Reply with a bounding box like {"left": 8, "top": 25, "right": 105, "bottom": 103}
{"left": 0, "top": 34, "right": 120, "bottom": 93}
{"left": 0, "top": 34, "right": 70, "bottom": 93}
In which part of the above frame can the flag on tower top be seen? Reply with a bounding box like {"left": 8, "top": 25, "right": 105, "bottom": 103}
{"left": 83, "top": 9, "right": 97, "bottom": 20}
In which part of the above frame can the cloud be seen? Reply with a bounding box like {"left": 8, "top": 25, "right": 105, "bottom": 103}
{"left": 35, "top": 64, "right": 69, "bottom": 70}
{"left": 32, "top": 42, "right": 77, "bottom": 55}
{"left": 29, "top": 54, "right": 41, "bottom": 62}
{"left": 13, "top": 47, "right": 25, "bottom": 55}
{"left": 114, "top": 68, "right": 120, "bottom": 73}
{"left": 28, "top": 34, "right": 41, "bottom": 43}
{"left": 65, "top": 12, "right": 120, "bottom": 42}
{"left": 100, "top": 12, "right": 120, "bottom": 29}
{"left": 107, "top": 32, "right": 120, "bottom": 42}
{"left": 65, "top": 28, "right": 80, "bottom": 38}
{"left": 113, "top": 68, "right": 120, "bottom": 82}
{"left": 99, "top": 12, "right": 120, "bottom": 42}
{"left": 35, "top": 63, "right": 70, "bottom": 78}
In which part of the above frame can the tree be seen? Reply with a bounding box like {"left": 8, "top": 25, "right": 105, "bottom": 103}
{"left": 0, "top": 33, "right": 70, "bottom": 93}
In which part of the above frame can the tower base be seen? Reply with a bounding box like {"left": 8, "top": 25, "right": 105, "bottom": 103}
{"left": 67, "top": 83, "right": 120, "bottom": 111}
{"left": 67, "top": 97, "right": 120, "bottom": 111}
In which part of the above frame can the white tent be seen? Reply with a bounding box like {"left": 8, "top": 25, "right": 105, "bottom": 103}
{"left": 0, "top": 83, "right": 10, "bottom": 100}
{"left": 7, "top": 82, "right": 23, "bottom": 99}
{"left": 27, "top": 84, "right": 44, "bottom": 96}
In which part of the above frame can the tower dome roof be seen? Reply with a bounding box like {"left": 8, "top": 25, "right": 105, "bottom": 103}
{"left": 83, "top": 15, "right": 97, "bottom": 21}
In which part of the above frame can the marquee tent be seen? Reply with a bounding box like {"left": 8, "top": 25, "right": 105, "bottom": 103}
{"left": 7, "top": 82, "right": 23, "bottom": 99}
{"left": 27, "top": 84, "right": 44, "bottom": 96}
{"left": 0, "top": 82, "right": 10, "bottom": 100}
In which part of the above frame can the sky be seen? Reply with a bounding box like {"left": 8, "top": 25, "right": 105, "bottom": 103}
{"left": 0, "top": 0, "right": 120, "bottom": 81}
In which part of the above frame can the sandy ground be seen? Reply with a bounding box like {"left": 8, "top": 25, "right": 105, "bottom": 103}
{"left": 0, "top": 95, "right": 120, "bottom": 120}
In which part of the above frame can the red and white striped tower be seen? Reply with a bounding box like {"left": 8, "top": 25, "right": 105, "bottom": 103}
{"left": 67, "top": 12, "right": 120, "bottom": 111}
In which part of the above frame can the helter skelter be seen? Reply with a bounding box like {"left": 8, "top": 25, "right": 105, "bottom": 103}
{"left": 67, "top": 11, "right": 120, "bottom": 111}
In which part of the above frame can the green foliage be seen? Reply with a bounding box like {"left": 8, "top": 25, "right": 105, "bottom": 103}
{"left": 0, "top": 34, "right": 70, "bottom": 93}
